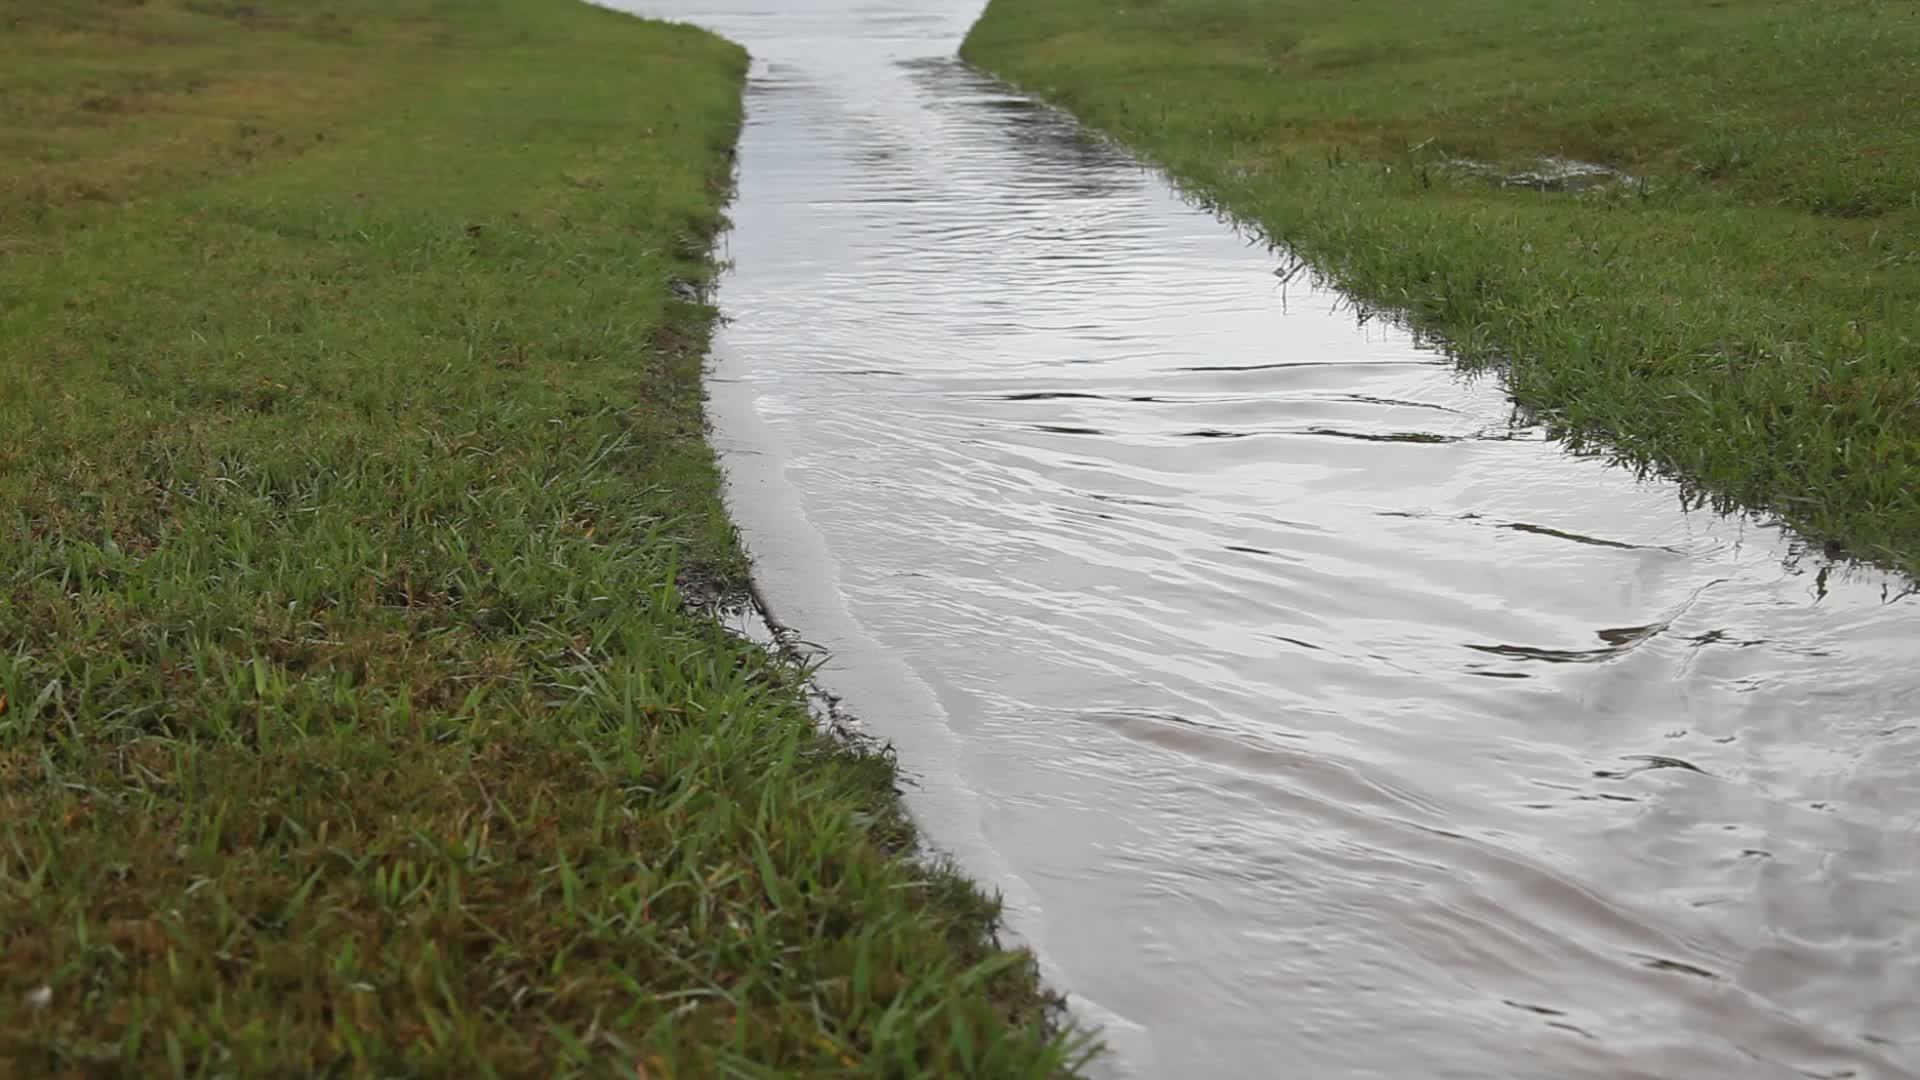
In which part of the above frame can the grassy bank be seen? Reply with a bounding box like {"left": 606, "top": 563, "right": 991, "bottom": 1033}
{"left": 963, "top": 0, "right": 1920, "bottom": 571}
{"left": 0, "top": 0, "right": 1083, "bottom": 1073}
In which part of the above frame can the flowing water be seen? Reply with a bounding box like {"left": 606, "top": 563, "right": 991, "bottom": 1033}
{"left": 614, "top": 0, "right": 1920, "bottom": 1074}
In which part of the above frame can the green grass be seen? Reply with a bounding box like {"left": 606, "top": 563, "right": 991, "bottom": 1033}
{"left": 963, "top": 0, "right": 1920, "bottom": 572}
{"left": 0, "top": 0, "right": 1088, "bottom": 1073}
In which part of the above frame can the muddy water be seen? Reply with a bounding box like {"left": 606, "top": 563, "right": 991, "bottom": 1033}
{"left": 614, "top": 0, "right": 1920, "bottom": 1074}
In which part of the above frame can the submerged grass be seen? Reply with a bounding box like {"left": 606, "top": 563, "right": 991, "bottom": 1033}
{"left": 963, "top": 0, "right": 1920, "bottom": 572}
{"left": 0, "top": 0, "right": 1085, "bottom": 1073}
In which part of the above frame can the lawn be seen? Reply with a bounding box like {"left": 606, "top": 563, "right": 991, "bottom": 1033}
{"left": 964, "top": 0, "right": 1920, "bottom": 572}
{"left": 0, "top": 0, "right": 1084, "bottom": 1073}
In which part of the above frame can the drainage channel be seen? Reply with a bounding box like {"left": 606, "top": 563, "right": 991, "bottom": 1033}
{"left": 617, "top": 0, "right": 1920, "bottom": 1074}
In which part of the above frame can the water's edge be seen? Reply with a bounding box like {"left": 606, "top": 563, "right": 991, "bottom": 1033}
{"left": 654, "top": 1, "right": 1920, "bottom": 1074}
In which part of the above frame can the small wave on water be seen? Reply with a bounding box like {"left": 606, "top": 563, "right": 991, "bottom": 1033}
{"left": 612, "top": 0, "right": 1920, "bottom": 1074}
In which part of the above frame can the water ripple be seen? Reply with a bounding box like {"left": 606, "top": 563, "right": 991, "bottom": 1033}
{"left": 615, "top": 0, "right": 1920, "bottom": 1076}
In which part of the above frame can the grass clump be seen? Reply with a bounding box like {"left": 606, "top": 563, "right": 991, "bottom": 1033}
{"left": 963, "top": 0, "right": 1920, "bottom": 572}
{"left": 0, "top": 0, "right": 1085, "bottom": 1073}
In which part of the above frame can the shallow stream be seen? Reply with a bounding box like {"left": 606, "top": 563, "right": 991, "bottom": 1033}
{"left": 616, "top": 0, "right": 1920, "bottom": 1074}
